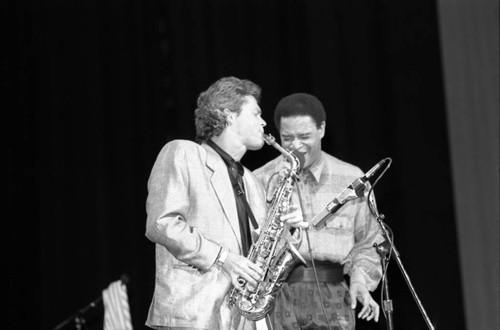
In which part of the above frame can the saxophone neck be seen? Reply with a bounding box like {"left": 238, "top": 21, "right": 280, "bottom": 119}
{"left": 263, "top": 133, "right": 302, "bottom": 174}
{"left": 287, "top": 151, "right": 302, "bottom": 174}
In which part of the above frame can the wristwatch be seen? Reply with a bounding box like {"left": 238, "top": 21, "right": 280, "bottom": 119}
{"left": 216, "top": 247, "right": 229, "bottom": 267}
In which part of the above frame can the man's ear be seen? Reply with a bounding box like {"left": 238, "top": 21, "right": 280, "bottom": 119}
{"left": 319, "top": 121, "right": 326, "bottom": 138}
{"left": 224, "top": 108, "right": 236, "bottom": 124}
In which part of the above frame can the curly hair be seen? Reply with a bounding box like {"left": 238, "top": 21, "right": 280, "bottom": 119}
{"left": 195, "top": 76, "right": 261, "bottom": 142}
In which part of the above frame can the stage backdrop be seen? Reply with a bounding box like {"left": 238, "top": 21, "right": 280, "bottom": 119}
{"left": 9, "top": 0, "right": 498, "bottom": 329}
{"left": 437, "top": 0, "right": 499, "bottom": 329}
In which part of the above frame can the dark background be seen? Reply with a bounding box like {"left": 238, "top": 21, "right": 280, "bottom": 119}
{"left": 7, "top": 0, "right": 478, "bottom": 329}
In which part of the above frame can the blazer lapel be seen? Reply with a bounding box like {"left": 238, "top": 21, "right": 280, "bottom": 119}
{"left": 203, "top": 143, "right": 242, "bottom": 252}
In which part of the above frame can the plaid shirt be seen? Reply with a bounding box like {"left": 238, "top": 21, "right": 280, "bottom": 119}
{"left": 253, "top": 151, "right": 383, "bottom": 291}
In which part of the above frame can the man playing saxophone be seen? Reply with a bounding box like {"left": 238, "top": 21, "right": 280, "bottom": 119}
{"left": 145, "top": 77, "right": 305, "bottom": 330}
{"left": 254, "top": 93, "right": 383, "bottom": 330}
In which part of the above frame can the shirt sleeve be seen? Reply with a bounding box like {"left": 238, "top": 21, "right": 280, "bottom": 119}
{"left": 343, "top": 191, "right": 385, "bottom": 291}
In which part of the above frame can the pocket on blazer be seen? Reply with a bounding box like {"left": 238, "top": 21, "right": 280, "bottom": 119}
{"left": 172, "top": 262, "right": 201, "bottom": 272}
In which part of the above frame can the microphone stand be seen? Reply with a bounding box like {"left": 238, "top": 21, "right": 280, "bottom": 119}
{"left": 373, "top": 212, "right": 435, "bottom": 330}
{"left": 52, "top": 274, "right": 130, "bottom": 330}
{"left": 52, "top": 295, "right": 102, "bottom": 330}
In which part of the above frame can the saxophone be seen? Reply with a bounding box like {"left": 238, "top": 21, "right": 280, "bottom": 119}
{"left": 229, "top": 133, "right": 307, "bottom": 321}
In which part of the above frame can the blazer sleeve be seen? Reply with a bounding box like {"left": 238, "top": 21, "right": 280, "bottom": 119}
{"left": 145, "top": 141, "right": 220, "bottom": 272}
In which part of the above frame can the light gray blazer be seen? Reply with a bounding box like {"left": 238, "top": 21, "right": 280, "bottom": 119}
{"left": 145, "top": 140, "right": 267, "bottom": 329}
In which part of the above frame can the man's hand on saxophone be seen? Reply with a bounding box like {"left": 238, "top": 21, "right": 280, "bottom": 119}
{"left": 221, "top": 251, "right": 264, "bottom": 290}
{"left": 281, "top": 205, "right": 309, "bottom": 229}
{"left": 220, "top": 205, "right": 305, "bottom": 292}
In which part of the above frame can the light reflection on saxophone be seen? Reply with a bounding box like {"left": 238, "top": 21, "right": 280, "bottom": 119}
{"left": 228, "top": 133, "right": 307, "bottom": 321}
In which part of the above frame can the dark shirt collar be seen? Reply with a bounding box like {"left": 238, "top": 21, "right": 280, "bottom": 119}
{"left": 207, "top": 139, "right": 244, "bottom": 177}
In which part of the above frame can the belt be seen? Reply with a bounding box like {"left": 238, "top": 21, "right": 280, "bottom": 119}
{"left": 286, "top": 261, "right": 344, "bottom": 284}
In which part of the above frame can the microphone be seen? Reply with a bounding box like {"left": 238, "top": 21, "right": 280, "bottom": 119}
{"left": 364, "top": 159, "right": 388, "bottom": 181}
{"left": 348, "top": 158, "right": 388, "bottom": 195}
{"left": 311, "top": 159, "right": 388, "bottom": 228}
{"left": 120, "top": 273, "right": 131, "bottom": 285}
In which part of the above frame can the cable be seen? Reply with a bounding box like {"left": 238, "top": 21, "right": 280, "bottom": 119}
{"left": 294, "top": 174, "right": 333, "bottom": 330}
{"left": 379, "top": 224, "right": 394, "bottom": 321}
{"left": 265, "top": 169, "right": 332, "bottom": 330}
{"left": 365, "top": 157, "right": 394, "bottom": 322}
{"left": 366, "top": 157, "right": 392, "bottom": 213}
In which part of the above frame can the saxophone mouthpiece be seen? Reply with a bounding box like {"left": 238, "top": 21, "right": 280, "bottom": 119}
{"left": 263, "top": 133, "right": 284, "bottom": 153}
{"left": 263, "top": 133, "right": 276, "bottom": 146}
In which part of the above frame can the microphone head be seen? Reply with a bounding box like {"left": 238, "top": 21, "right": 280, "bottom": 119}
{"left": 120, "top": 273, "right": 131, "bottom": 284}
